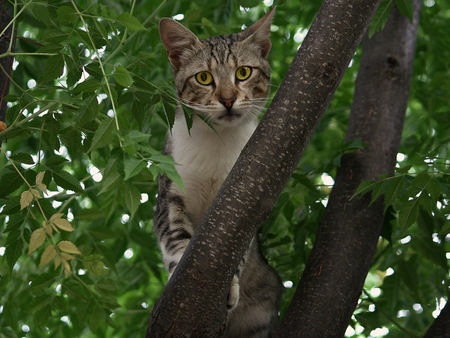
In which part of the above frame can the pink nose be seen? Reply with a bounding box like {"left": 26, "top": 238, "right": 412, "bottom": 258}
{"left": 220, "top": 97, "right": 236, "bottom": 110}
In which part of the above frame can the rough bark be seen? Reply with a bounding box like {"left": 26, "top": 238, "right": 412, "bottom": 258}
{"left": 146, "top": 0, "right": 381, "bottom": 337}
{"left": 0, "top": 1, "right": 14, "bottom": 148}
{"left": 424, "top": 301, "right": 450, "bottom": 338}
{"left": 274, "top": 1, "right": 421, "bottom": 337}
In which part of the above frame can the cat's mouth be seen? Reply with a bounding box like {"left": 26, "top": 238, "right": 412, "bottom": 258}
{"left": 218, "top": 112, "right": 241, "bottom": 122}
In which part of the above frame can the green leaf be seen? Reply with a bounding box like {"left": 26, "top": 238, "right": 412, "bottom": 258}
{"left": 56, "top": 5, "right": 77, "bottom": 24}
{"left": 350, "top": 180, "right": 379, "bottom": 200}
{"left": 161, "top": 99, "right": 176, "bottom": 130}
{"left": 439, "top": 220, "right": 450, "bottom": 236}
{"left": 60, "top": 129, "right": 83, "bottom": 153}
{"left": 76, "top": 28, "right": 106, "bottom": 49}
{"left": 5, "top": 230, "right": 23, "bottom": 270}
{"left": 157, "top": 162, "right": 184, "bottom": 192}
{"left": 369, "top": 0, "right": 392, "bottom": 38}
{"left": 74, "top": 79, "right": 102, "bottom": 93}
{"left": 45, "top": 154, "right": 68, "bottom": 167}
{"left": 52, "top": 169, "right": 83, "bottom": 193}
{"left": 84, "top": 254, "right": 108, "bottom": 276}
{"left": 291, "top": 173, "right": 321, "bottom": 197}
{"left": 115, "top": 13, "right": 145, "bottom": 31}
{"left": 149, "top": 152, "right": 177, "bottom": 165}
{"left": 124, "top": 157, "right": 147, "bottom": 180}
{"left": 69, "top": 44, "right": 81, "bottom": 67}
{"left": 411, "top": 235, "right": 447, "bottom": 270}
{"left": 183, "top": 105, "right": 194, "bottom": 135}
{"left": 36, "top": 43, "right": 65, "bottom": 53}
{"left": 426, "top": 178, "right": 441, "bottom": 202}
{"left": 30, "top": 273, "right": 57, "bottom": 290}
{"left": 128, "top": 130, "right": 149, "bottom": 143}
{"left": 30, "top": 3, "right": 51, "bottom": 27}
{"left": 1, "top": 196, "right": 21, "bottom": 215}
{"left": 384, "top": 175, "right": 404, "bottom": 211}
{"left": 395, "top": 164, "right": 412, "bottom": 174}
{"left": 398, "top": 198, "right": 420, "bottom": 233}
{"left": 394, "top": 0, "right": 413, "bottom": 23}
{"left": 89, "top": 117, "right": 115, "bottom": 152}
{"left": 419, "top": 193, "right": 433, "bottom": 214}
{"left": 76, "top": 95, "right": 99, "bottom": 127}
{"left": 2, "top": 94, "right": 19, "bottom": 102}
{"left": 113, "top": 65, "right": 134, "bottom": 87}
{"left": 195, "top": 113, "right": 219, "bottom": 135}
{"left": 5, "top": 215, "right": 25, "bottom": 232}
{"left": 40, "top": 54, "right": 65, "bottom": 84}
{"left": 369, "top": 180, "right": 386, "bottom": 206}
{"left": 85, "top": 63, "right": 102, "bottom": 77}
{"left": 99, "top": 164, "right": 123, "bottom": 195}
{"left": 131, "top": 100, "right": 145, "bottom": 129}
{"left": 123, "top": 134, "right": 136, "bottom": 156}
{"left": 25, "top": 296, "right": 52, "bottom": 313}
{"left": 62, "top": 280, "right": 88, "bottom": 301}
{"left": 45, "top": 115, "right": 61, "bottom": 150}
{"left": 9, "top": 153, "right": 35, "bottom": 165}
{"left": 0, "top": 171, "right": 24, "bottom": 197}
{"left": 67, "top": 68, "right": 83, "bottom": 87}
{"left": 52, "top": 296, "right": 68, "bottom": 312}
{"left": 41, "top": 29, "right": 69, "bottom": 44}
{"left": 124, "top": 183, "right": 141, "bottom": 218}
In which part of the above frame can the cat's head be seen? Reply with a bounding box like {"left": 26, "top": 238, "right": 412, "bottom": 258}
{"left": 159, "top": 8, "right": 275, "bottom": 127}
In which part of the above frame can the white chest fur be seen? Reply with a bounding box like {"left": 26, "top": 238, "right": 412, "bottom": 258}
{"left": 170, "top": 114, "right": 256, "bottom": 227}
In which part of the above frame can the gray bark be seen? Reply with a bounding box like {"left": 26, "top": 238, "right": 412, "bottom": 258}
{"left": 0, "top": 1, "right": 14, "bottom": 148}
{"left": 146, "top": 0, "right": 381, "bottom": 336}
{"left": 274, "top": 1, "right": 421, "bottom": 337}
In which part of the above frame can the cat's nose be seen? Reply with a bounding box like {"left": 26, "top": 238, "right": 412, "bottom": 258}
{"left": 220, "top": 97, "right": 236, "bottom": 110}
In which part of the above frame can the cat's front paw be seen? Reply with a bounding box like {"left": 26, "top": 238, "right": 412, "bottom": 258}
{"left": 227, "top": 276, "right": 240, "bottom": 311}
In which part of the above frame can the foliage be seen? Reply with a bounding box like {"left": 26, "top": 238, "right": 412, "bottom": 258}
{"left": 0, "top": 0, "right": 449, "bottom": 337}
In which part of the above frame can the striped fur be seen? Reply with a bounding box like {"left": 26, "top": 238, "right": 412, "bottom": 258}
{"left": 156, "top": 8, "right": 282, "bottom": 337}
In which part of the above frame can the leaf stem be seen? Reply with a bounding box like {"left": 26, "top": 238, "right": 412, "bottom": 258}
{"left": 70, "top": 0, "right": 123, "bottom": 148}
{"left": 0, "top": 102, "right": 58, "bottom": 138}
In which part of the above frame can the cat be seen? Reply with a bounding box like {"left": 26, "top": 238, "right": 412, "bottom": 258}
{"left": 155, "top": 8, "right": 283, "bottom": 338}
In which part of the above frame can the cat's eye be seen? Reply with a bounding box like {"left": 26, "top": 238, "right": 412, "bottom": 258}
{"left": 236, "top": 66, "right": 252, "bottom": 81}
{"left": 196, "top": 71, "right": 213, "bottom": 85}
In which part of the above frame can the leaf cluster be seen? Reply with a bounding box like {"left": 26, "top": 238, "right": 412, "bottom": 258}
{"left": 0, "top": 0, "right": 449, "bottom": 337}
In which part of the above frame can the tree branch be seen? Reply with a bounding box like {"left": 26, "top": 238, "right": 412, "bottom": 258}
{"left": 424, "top": 300, "right": 450, "bottom": 338}
{"left": 146, "top": 0, "right": 382, "bottom": 336}
{"left": 274, "top": 1, "right": 421, "bottom": 337}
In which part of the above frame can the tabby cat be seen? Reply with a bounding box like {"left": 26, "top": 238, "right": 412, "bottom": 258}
{"left": 155, "top": 8, "right": 283, "bottom": 337}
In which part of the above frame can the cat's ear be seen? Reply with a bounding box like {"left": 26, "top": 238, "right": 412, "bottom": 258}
{"left": 240, "top": 7, "right": 275, "bottom": 58}
{"left": 159, "top": 19, "right": 201, "bottom": 69}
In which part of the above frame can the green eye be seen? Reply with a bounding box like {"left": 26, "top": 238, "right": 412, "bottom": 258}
{"left": 236, "top": 66, "right": 252, "bottom": 81}
{"left": 196, "top": 72, "right": 213, "bottom": 85}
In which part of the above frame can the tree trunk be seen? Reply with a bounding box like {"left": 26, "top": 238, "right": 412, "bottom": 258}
{"left": 146, "top": 0, "right": 381, "bottom": 336}
{"left": 424, "top": 301, "right": 450, "bottom": 338}
{"left": 0, "top": 1, "right": 15, "bottom": 147}
{"left": 274, "top": 1, "right": 421, "bottom": 337}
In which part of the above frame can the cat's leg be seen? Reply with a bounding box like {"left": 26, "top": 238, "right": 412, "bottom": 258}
{"left": 227, "top": 241, "right": 252, "bottom": 310}
{"left": 155, "top": 187, "right": 194, "bottom": 279}
{"left": 228, "top": 275, "right": 240, "bottom": 310}
{"left": 224, "top": 239, "right": 283, "bottom": 338}
{"left": 228, "top": 257, "right": 247, "bottom": 310}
